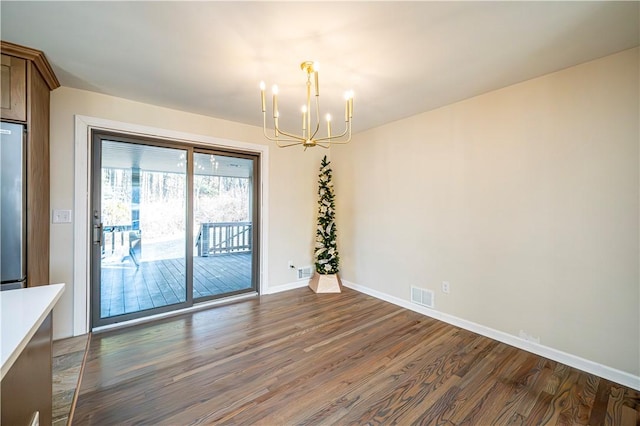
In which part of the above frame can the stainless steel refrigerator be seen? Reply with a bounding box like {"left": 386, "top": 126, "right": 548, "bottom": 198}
{"left": 0, "top": 121, "right": 27, "bottom": 290}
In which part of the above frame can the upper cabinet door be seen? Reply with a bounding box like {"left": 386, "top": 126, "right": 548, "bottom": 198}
{"left": 1, "top": 54, "right": 27, "bottom": 122}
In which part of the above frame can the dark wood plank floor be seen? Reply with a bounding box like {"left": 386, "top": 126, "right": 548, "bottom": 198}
{"left": 74, "top": 287, "right": 640, "bottom": 425}
{"left": 100, "top": 252, "right": 252, "bottom": 318}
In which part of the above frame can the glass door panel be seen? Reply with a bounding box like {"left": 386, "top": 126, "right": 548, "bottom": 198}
{"left": 92, "top": 138, "right": 189, "bottom": 327}
{"left": 193, "top": 152, "right": 255, "bottom": 300}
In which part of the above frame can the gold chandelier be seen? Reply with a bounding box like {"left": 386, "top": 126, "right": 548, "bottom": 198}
{"left": 260, "top": 61, "right": 353, "bottom": 149}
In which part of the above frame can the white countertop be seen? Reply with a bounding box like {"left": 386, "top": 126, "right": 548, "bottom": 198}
{"left": 0, "top": 283, "right": 65, "bottom": 380}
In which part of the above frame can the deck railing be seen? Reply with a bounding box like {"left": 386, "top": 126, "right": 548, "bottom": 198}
{"left": 102, "top": 225, "right": 134, "bottom": 257}
{"left": 102, "top": 222, "right": 252, "bottom": 259}
{"left": 196, "top": 222, "right": 252, "bottom": 257}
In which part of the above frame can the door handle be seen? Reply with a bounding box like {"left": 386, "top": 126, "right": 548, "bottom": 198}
{"left": 93, "top": 223, "right": 103, "bottom": 245}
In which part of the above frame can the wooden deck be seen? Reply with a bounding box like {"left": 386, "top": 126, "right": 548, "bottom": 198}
{"left": 100, "top": 253, "right": 252, "bottom": 318}
{"left": 75, "top": 287, "right": 640, "bottom": 425}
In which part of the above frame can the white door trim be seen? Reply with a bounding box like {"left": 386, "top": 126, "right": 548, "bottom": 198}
{"left": 73, "top": 115, "right": 269, "bottom": 336}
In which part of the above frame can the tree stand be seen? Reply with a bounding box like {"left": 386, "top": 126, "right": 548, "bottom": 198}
{"left": 309, "top": 273, "right": 342, "bottom": 293}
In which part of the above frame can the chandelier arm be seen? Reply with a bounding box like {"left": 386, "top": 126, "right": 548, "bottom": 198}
{"left": 261, "top": 113, "right": 279, "bottom": 141}
{"left": 276, "top": 140, "right": 304, "bottom": 148}
{"left": 262, "top": 114, "right": 306, "bottom": 143}
{"left": 315, "top": 133, "right": 346, "bottom": 143}
{"left": 273, "top": 125, "right": 307, "bottom": 142}
{"left": 264, "top": 134, "right": 305, "bottom": 144}
{"left": 315, "top": 121, "right": 350, "bottom": 143}
{"left": 310, "top": 121, "right": 321, "bottom": 141}
{"left": 262, "top": 116, "right": 297, "bottom": 142}
{"left": 261, "top": 127, "right": 282, "bottom": 142}
{"left": 321, "top": 136, "right": 352, "bottom": 145}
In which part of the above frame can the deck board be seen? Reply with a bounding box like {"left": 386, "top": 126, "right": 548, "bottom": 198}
{"left": 100, "top": 252, "right": 253, "bottom": 318}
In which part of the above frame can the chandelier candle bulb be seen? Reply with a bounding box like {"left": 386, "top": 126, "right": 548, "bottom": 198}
{"left": 314, "top": 70, "right": 319, "bottom": 96}
{"left": 345, "top": 96, "right": 349, "bottom": 122}
{"left": 272, "top": 85, "right": 279, "bottom": 118}
{"left": 326, "top": 114, "right": 332, "bottom": 138}
{"left": 260, "top": 81, "right": 266, "bottom": 112}
{"left": 349, "top": 93, "right": 354, "bottom": 118}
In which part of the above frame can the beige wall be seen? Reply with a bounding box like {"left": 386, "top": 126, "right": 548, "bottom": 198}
{"left": 49, "top": 87, "right": 323, "bottom": 339}
{"left": 333, "top": 48, "right": 639, "bottom": 375}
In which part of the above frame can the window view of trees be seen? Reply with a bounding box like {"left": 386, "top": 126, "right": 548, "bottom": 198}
{"left": 139, "top": 171, "right": 187, "bottom": 240}
{"left": 194, "top": 175, "right": 250, "bottom": 224}
{"left": 101, "top": 167, "right": 250, "bottom": 251}
{"left": 102, "top": 168, "right": 132, "bottom": 227}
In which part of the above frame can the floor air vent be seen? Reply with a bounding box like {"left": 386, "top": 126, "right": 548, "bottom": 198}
{"left": 297, "top": 266, "right": 313, "bottom": 280}
{"left": 411, "top": 286, "right": 434, "bottom": 308}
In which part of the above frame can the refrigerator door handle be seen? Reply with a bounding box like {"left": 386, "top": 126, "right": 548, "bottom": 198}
{"left": 93, "top": 223, "right": 103, "bottom": 245}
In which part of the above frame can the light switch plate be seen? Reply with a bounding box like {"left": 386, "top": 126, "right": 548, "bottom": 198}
{"left": 52, "top": 209, "right": 72, "bottom": 223}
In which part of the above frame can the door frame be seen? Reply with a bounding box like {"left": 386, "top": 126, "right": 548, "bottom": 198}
{"left": 73, "top": 115, "right": 270, "bottom": 336}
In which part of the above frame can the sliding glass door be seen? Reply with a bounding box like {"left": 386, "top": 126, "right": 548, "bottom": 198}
{"left": 193, "top": 152, "right": 256, "bottom": 300}
{"left": 91, "top": 131, "right": 258, "bottom": 328}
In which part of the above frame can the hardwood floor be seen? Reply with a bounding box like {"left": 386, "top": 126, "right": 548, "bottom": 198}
{"left": 52, "top": 334, "right": 90, "bottom": 426}
{"left": 74, "top": 287, "right": 639, "bottom": 425}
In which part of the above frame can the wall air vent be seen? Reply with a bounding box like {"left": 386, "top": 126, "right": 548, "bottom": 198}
{"left": 297, "top": 266, "right": 313, "bottom": 280}
{"left": 411, "top": 286, "right": 435, "bottom": 308}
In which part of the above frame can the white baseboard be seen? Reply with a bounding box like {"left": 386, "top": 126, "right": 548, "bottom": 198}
{"left": 264, "top": 280, "right": 309, "bottom": 295}
{"left": 342, "top": 280, "right": 640, "bottom": 391}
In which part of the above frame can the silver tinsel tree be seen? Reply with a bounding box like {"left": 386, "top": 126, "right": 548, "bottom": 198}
{"left": 314, "top": 155, "right": 339, "bottom": 274}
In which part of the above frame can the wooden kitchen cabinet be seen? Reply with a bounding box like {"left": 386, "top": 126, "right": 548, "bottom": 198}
{"left": 0, "top": 41, "right": 59, "bottom": 287}
{"left": 1, "top": 314, "right": 53, "bottom": 426}
{"left": 1, "top": 53, "right": 27, "bottom": 121}
{"left": 1, "top": 284, "right": 65, "bottom": 426}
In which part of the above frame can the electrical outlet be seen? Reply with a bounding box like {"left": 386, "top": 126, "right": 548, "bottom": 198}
{"left": 441, "top": 281, "right": 450, "bottom": 294}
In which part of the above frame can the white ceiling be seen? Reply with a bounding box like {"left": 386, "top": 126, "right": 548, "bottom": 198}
{"left": 1, "top": 1, "right": 638, "bottom": 134}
